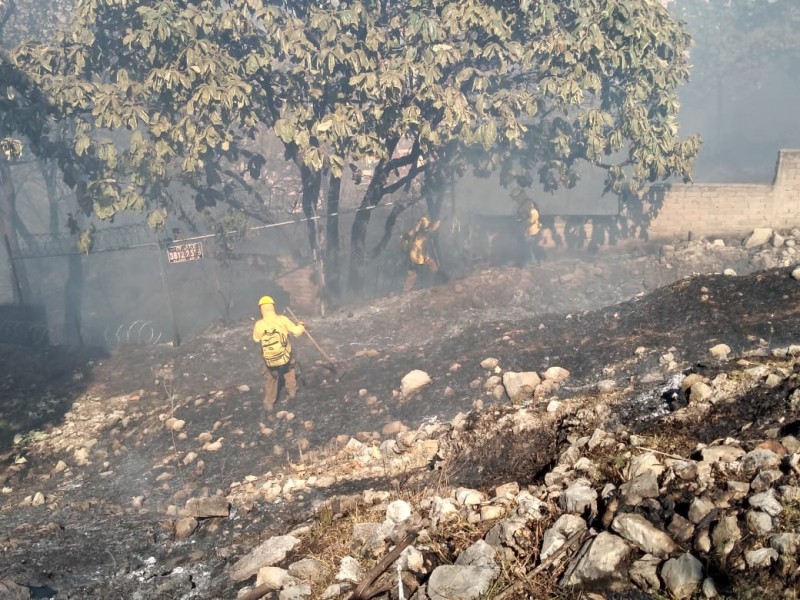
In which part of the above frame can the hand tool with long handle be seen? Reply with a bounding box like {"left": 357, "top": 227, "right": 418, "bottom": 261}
{"left": 286, "top": 307, "right": 337, "bottom": 371}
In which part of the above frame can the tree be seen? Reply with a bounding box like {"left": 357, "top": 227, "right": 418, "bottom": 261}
{"left": 12, "top": 0, "right": 700, "bottom": 297}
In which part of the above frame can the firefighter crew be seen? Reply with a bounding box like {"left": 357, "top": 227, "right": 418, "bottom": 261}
{"left": 402, "top": 216, "right": 441, "bottom": 292}
{"left": 252, "top": 296, "right": 305, "bottom": 412}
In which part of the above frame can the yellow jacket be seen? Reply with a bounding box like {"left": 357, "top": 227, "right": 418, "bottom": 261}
{"left": 252, "top": 308, "right": 305, "bottom": 356}
{"left": 527, "top": 207, "right": 541, "bottom": 237}
{"left": 404, "top": 218, "right": 440, "bottom": 265}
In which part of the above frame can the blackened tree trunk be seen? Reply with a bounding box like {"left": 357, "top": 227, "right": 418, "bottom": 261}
{"left": 348, "top": 164, "right": 389, "bottom": 294}
{"left": 325, "top": 173, "right": 341, "bottom": 298}
{"left": 62, "top": 251, "right": 83, "bottom": 345}
{"left": 0, "top": 157, "right": 32, "bottom": 303}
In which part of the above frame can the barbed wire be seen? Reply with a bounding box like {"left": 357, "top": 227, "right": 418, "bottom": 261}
{"left": 0, "top": 320, "right": 49, "bottom": 347}
{"left": 102, "top": 320, "right": 163, "bottom": 347}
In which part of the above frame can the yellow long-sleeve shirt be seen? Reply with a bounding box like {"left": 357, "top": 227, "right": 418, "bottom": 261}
{"left": 252, "top": 313, "right": 305, "bottom": 356}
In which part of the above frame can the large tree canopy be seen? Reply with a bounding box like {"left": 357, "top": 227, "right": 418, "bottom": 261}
{"left": 11, "top": 0, "right": 700, "bottom": 288}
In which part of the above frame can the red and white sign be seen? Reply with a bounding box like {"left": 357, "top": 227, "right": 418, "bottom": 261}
{"left": 167, "top": 242, "right": 203, "bottom": 264}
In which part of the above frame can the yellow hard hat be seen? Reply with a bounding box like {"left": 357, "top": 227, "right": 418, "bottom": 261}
{"left": 258, "top": 295, "right": 275, "bottom": 306}
{"left": 419, "top": 216, "right": 430, "bottom": 228}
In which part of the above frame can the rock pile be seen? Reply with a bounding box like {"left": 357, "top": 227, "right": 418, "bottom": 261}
{"left": 229, "top": 350, "right": 800, "bottom": 600}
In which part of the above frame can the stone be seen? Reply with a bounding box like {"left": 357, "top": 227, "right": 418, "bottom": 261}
{"left": 480, "top": 505, "right": 506, "bottom": 521}
{"left": 723, "top": 268, "right": 737, "bottom": 276}
{"left": 386, "top": 500, "right": 413, "bottom": 524}
{"left": 629, "top": 554, "right": 661, "bottom": 592}
{"left": 661, "top": 553, "right": 704, "bottom": 600}
{"left": 770, "top": 533, "right": 800, "bottom": 556}
{"left": 185, "top": 496, "right": 230, "bottom": 518}
{"left": 745, "top": 511, "right": 773, "bottom": 536}
{"left": 543, "top": 366, "right": 570, "bottom": 382}
{"left": 480, "top": 358, "right": 499, "bottom": 370}
{"left": 612, "top": 513, "right": 677, "bottom": 558}
{"left": 0, "top": 579, "right": 31, "bottom": 600}
{"left": 455, "top": 488, "right": 485, "bottom": 506}
{"left": 255, "top": 566, "right": 292, "bottom": 590}
{"left": 381, "top": 421, "right": 407, "bottom": 436}
{"left": 711, "top": 515, "right": 741, "bottom": 556}
{"left": 741, "top": 449, "right": 781, "bottom": 476}
{"left": 750, "top": 470, "right": 782, "bottom": 493}
{"left": 483, "top": 375, "right": 502, "bottom": 391}
{"left": 541, "top": 514, "right": 587, "bottom": 560}
{"left": 560, "top": 532, "right": 631, "bottom": 588}
{"left": 596, "top": 379, "right": 617, "bottom": 393}
{"left": 619, "top": 472, "right": 660, "bottom": 505}
{"left": 229, "top": 535, "right": 301, "bottom": 581}
{"left": 559, "top": 482, "right": 597, "bottom": 516}
{"left": 701, "top": 445, "right": 745, "bottom": 463}
{"left": 175, "top": 517, "right": 198, "bottom": 540}
{"left": 400, "top": 546, "right": 426, "bottom": 574}
{"left": 690, "top": 381, "right": 713, "bottom": 402}
{"left": 288, "top": 558, "right": 326, "bottom": 582}
{"left": 792, "top": 266, "right": 800, "bottom": 281}
{"left": 494, "top": 482, "right": 519, "bottom": 498}
{"left": 629, "top": 453, "right": 665, "bottom": 479}
{"left": 727, "top": 481, "right": 750, "bottom": 499}
{"left": 400, "top": 370, "right": 431, "bottom": 398}
{"left": 688, "top": 497, "right": 716, "bottom": 524}
{"left": 681, "top": 373, "right": 705, "bottom": 391}
{"left": 427, "top": 565, "right": 496, "bottom": 600}
{"left": 279, "top": 583, "right": 312, "bottom": 600}
{"left": 744, "top": 228, "right": 773, "bottom": 249}
{"left": 321, "top": 584, "right": 350, "bottom": 600}
{"left": 502, "top": 371, "right": 541, "bottom": 400}
{"left": 702, "top": 578, "right": 719, "bottom": 599}
{"left": 745, "top": 548, "right": 778, "bottom": 569}
{"left": 32, "top": 492, "right": 45, "bottom": 506}
{"left": 336, "top": 557, "right": 364, "bottom": 584}
{"left": 749, "top": 489, "right": 783, "bottom": 517}
{"left": 668, "top": 514, "right": 695, "bottom": 543}
{"left": 455, "top": 540, "right": 499, "bottom": 573}
{"left": 708, "top": 344, "right": 731, "bottom": 360}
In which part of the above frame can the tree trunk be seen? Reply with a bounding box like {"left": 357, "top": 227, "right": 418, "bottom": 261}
{"left": 348, "top": 170, "right": 387, "bottom": 294}
{"left": 0, "top": 157, "right": 32, "bottom": 303}
{"left": 325, "top": 173, "right": 341, "bottom": 299}
{"left": 299, "top": 164, "right": 323, "bottom": 312}
{"left": 62, "top": 252, "right": 83, "bottom": 345}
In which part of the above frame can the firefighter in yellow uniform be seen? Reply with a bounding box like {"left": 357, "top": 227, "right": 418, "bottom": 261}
{"left": 252, "top": 296, "right": 305, "bottom": 412}
{"left": 513, "top": 192, "right": 542, "bottom": 265}
{"left": 403, "top": 216, "right": 441, "bottom": 292}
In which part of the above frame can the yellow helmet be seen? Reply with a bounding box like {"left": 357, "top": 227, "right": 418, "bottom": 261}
{"left": 419, "top": 216, "right": 430, "bottom": 228}
{"left": 258, "top": 295, "right": 275, "bottom": 306}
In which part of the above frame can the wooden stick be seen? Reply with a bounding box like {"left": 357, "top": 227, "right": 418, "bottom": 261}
{"left": 351, "top": 532, "right": 418, "bottom": 600}
{"left": 286, "top": 307, "right": 336, "bottom": 366}
{"left": 237, "top": 583, "right": 272, "bottom": 600}
{"left": 632, "top": 445, "right": 686, "bottom": 461}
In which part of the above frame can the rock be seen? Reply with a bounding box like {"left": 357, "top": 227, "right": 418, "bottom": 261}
{"left": 681, "top": 373, "right": 705, "bottom": 391}
{"left": 596, "top": 379, "right": 617, "bottom": 393}
{"left": 53, "top": 460, "right": 68, "bottom": 474}
{"left": 229, "top": 534, "right": 301, "bottom": 581}
{"left": 792, "top": 266, "right": 800, "bottom": 281}
{"left": 749, "top": 489, "right": 783, "bottom": 517}
{"left": 279, "top": 583, "right": 312, "bottom": 600}
{"left": 546, "top": 400, "right": 563, "bottom": 413}
{"left": 400, "top": 370, "right": 431, "bottom": 398}
{"left": 427, "top": 565, "right": 496, "bottom": 600}
{"left": 745, "top": 511, "right": 773, "bottom": 536}
{"left": 661, "top": 553, "right": 704, "bottom": 600}
{"left": 32, "top": 492, "right": 45, "bottom": 506}
{"left": 619, "top": 472, "right": 660, "bottom": 505}
{"left": 711, "top": 515, "right": 741, "bottom": 556}
{"left": 541, "top": 514, "right": 587, "bottom": 560}
{"left": 708, "top": 344, "right": 731, "bottom": 360}
{"left": 485, "top": 517, "right": 527, "bottom": 551}
{"left": 629, "top": 453, "right": 665, "bottom": 479}
{"left": 73, "top": 447, "right": 90, "bottom": 465}
{"left": 386, "top": 500, "right": 412, "bottom": 524}
{"left": 455, "top": 540, "right": 499, "bottom": 573}
{"left": 560, "top": 532, "right": 631, "bottom": 588}
{"left": 629, "top": 554, "right": 662, "bottom": 592}
{"left": 750, "top": 469, "right": 782, "bottom": 493}
{"left": 381, "top": 421, "right": 407, "bottom": 436}
{"left": 744, "top": 228, "right": 773, "bottom": 249}
{"left": 455, "top": 488, "right": 485, "bottom": 506}
{"left": 702, "top": 578, "right": 719, "bottom": 599}
{"left": 483, "top": 375, "right": 502, "bottom": 391}
{"left": 175, "top": 517, "right": 198, "bottom": 540}
{"left": 479, "top": 505, "right": 506, "bottom": 521}
{"left": 770, "top": 533, "right": 800, "bottom": 556}
{"left": 723, "top": 268, "right": 737, "bottom": 276}
{"left": 502, "top": 371, "right": 540, "bottom": 400}
{"left": 399, "top": 546, "right": 426, "bottom": 575}
{"left": 321, "top": 584, "right": 351, "bottom": 600}
{"left": 288, "top": 558, "right": 327, "bottom": 582}
{"left": 741, "top": 449, "right": 781, "bottom": 476}
{"left": 0, "top": 579, "right": 31, "bottom": 600}
{"left": 688, "top": 497, "right": 716, "bottom": 524}
{"left": 689, "top": 381, "right": 713, "bottom": 402}
{"left": 668, "top": 514, "right": 695, "bottom": 543}
{"left": 494, "top": 482, "right": 519, "bottom": 498}
{"left": 480, "top": 358, "right": 499, "bottom": 370}
{"left": 543, "top": 366, "right": 570, "bottom": 382}
{"left": 559, "top": 482, "right": 597, "bottom": 516}
{"left": 336, "top": 557, "right": 363, "bottom": 584}
{"left": 745, "top": 548, "right": 778, "bottom": 569}
{"left": 185, "top": 496, "right": 229, "bottom": 518}
{"left": 701, "top": 445, "right": 745, "bottom": 463}
{"left": 255, "top": 566, "right": 292, "bottom": 590}
{"left": 612, "top": 513, "right": 677, "bottom": 558}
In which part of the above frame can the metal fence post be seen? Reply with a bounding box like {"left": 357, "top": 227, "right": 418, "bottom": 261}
{"left": 154, "top": 232, "right": 181, "bottom": 347}
{"left": 4, "top": 234, "right": 23, "bottom": 304}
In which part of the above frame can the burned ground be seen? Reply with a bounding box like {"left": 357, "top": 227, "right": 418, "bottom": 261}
{"left": 1, "top": 244, "right": 800, "bottom": 598}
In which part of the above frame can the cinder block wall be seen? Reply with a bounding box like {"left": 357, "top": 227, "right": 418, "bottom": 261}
{"left": 646, "top": 149, "right": 800, "bottom": 240}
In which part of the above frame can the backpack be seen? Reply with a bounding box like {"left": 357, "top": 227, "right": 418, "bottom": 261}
{"left": 261, "top": 327, "right": 290, "bottom": 367}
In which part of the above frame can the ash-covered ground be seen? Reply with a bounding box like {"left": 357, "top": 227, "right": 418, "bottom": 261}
{"left": 1, "top": 236, "right": 800, "bottom": 598}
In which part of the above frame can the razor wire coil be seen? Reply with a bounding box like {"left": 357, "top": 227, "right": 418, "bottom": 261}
{"left": 0, "top": 320, "right": 49, "bottom": 347}
{"left": 103, "top": 320, "right": 163, "bottom": 347}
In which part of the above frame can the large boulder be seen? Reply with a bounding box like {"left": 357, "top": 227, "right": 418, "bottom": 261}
{"left": 502, "top": 371, "right": 541, "bottom": 400}
{"left": 560, "top": 532, "right": 631, "bottom": 588}
{"left": 229, "top": 535, "right": 301, "bottom": 581}
{"left": 661, "top": 553, "right": 703, "bottom": 600}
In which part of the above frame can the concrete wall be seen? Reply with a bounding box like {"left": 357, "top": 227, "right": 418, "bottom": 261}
{"left": 646, "top": 149, "right": 800, "bottom": 240}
